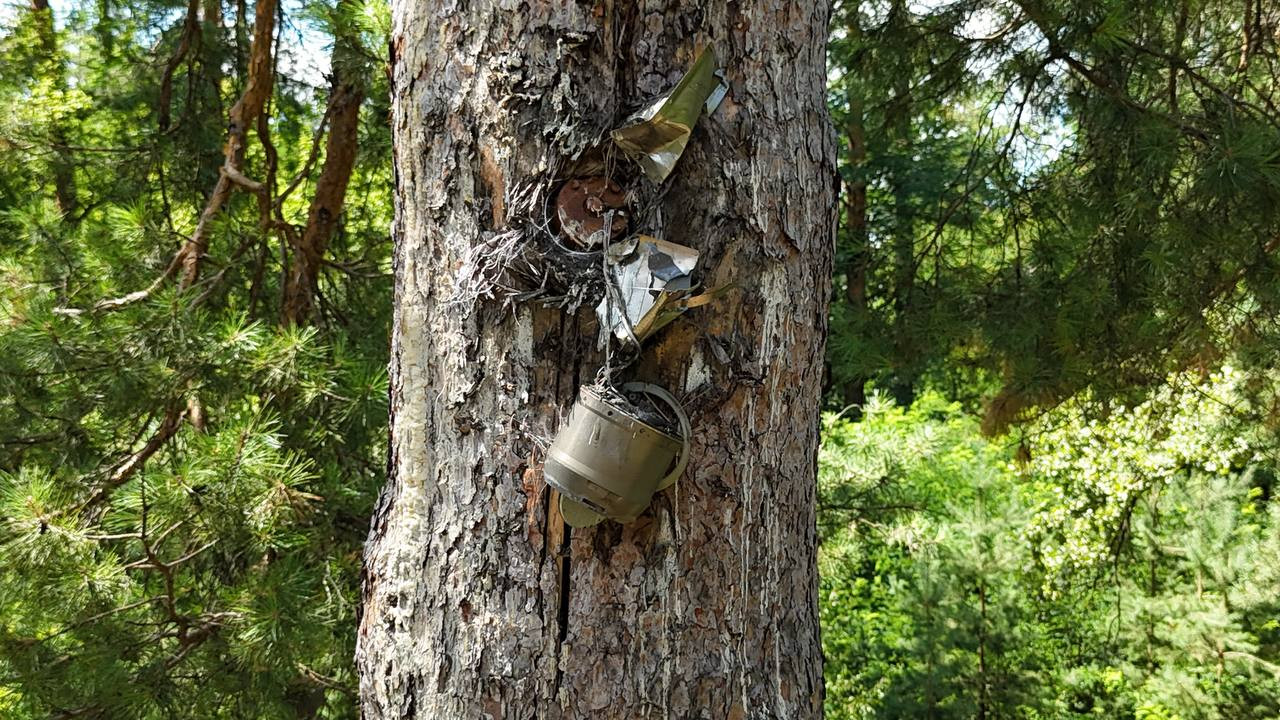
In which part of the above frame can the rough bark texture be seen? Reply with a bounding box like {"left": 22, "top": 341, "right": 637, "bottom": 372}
{"left": 357, "top": 1, "right": 836, "bottom": 718}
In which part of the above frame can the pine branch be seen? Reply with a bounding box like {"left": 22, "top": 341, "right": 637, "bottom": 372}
{"left": 283, "top": 11, "right": 365, "bottom": 326}
{"left": 157, "top": 0, "right": 201, "bottom": 132}
{"left": 78, "top": 407, "right": 184, "bottom": 512}
{"left": 177, "top": 0, "right": 278, "bottom": 289}
{"left": 276, "top": 103, "right": 334, "bottom": 206}
{"left": 1223, "top": 650, "right": 1280, "bottom": 678}
{"left": 53, "top": 0, "right": 279, "bottom": 316}
{"left": 223, "top": 163, "right": 266, "bottom": 192}
{"left": 35, "top": 597, "right": 164, "bottom": 643}
{"left": 1011, "top": 0, "right": 1212, "bottom": 143}
{"left": 51, "top": 251, "right": 184, "bottom": 317}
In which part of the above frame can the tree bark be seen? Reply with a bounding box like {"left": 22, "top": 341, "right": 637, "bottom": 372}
{"left": 282, "top": 26, "right": 364, "bottom": 326}
{"left": 357, "top": 1, "right": 836, "bottom": 718}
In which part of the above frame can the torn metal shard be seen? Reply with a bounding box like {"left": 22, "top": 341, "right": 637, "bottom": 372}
{"left": 704, "top": 69, "right": 729, "bottom": 114}
{"left": 604, "top": 235, "right": 638, "bottom": 263}
{"left": 595, "top": 235, "right": 699, "bottom": 345}
{"left": 555, "top": 176, "right": 629, "bottom": 249}
{"left": 647, "top": 250, "right": 686, "bottom": 282}
{"left": 543, "top": 382, "right": 691, "bottom": 526}
{"left": 611, "top": 47, "right": 721, "bottom": 184}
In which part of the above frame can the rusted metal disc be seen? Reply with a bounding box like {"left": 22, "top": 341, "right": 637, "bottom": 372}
{"left": 554, "top": 176, "right": 628, "bottom": 249}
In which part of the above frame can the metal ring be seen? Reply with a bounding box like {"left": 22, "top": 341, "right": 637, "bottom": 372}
{"left": 619, "top": 382, "right": 691, "bottom": 491}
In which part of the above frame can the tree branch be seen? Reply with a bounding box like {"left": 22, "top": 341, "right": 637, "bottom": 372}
{"left": 177, "top": 0, "right": 278, "bottom": 288}
{"left": 282, "top": 15, "right": 365, "bottom": 326}
{"left": 78, "top": 407, "right": 183, "bottom": 512}
{"left": 157, "top": 0, "right": 201, "bottom": 132}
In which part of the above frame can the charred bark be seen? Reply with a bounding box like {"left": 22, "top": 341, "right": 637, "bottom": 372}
{"left": 358, "top": 1, "right": 836, "bottom": 718}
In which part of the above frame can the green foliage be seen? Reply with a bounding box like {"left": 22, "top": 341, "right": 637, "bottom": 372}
{"left": 0, "top": 0, "right": 391, "bottom": 716}
{"left": 826, "top": 0, "right": 1280, "bottom": 425}
{"left": 820, "top": 380, "right": 1280, "bottom": 719}
{"left": 822, "top": 5, "right": 1280, "bottom": 711}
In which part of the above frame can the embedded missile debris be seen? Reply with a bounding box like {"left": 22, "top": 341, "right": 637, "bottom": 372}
{"left": 611, "top": 47, "right": 727, "bottom": 184}
{"left": 595, "top": 235, "right": 700, "bottom": 345}
{"left": 524, "top": 47, "right": 735, "bottom": 527}
{"left": 554, "top": 176, "right": 629, "bottom": 250}
{"left": 544, "top": 382, "right": 691, "bottom": 528}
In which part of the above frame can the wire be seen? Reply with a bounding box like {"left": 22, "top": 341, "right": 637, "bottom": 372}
{"left": 601, "top": 212, "right": 615, "bottom": 388}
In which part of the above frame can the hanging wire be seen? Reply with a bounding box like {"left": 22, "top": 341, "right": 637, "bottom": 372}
{"left": 601, "top": 209, "right": 616, "bottom": 389}
{"left": 595, "top": 142, "right": 646, "bottom": 390}
{"left": 604, "top": 136, "right": 619, "bottom": 181}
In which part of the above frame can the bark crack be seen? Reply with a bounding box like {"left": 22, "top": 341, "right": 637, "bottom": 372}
{"left": 552, "top": 519, "right": 572, "bottom": 702}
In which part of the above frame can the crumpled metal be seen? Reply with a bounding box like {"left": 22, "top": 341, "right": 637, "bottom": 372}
{"left": 611, "top": 47, "right": 726, "bottom": 184}
{"left": 595, "top": 235, "right": 699, "bottom": 344}
{"left": 546, "top": 382, "right": 692, "bottom": 528}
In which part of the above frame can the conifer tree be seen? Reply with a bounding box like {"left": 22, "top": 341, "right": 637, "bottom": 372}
{"left": 825, "top": 0, "right": 1280, "bottom": 429}
{"left": 0, "top": 0, "right": 392, "bottom": 716}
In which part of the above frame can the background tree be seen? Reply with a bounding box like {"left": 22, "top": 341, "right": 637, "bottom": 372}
{"left": 0, "top": 0, "right": 391, "bottom": 716}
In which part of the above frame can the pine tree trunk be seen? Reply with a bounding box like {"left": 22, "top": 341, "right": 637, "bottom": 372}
{"left": 840, "top": 10, "right": 869, "bottom": 412}
{"left": 357, "top": 1, "right": 836, "bottom": 718}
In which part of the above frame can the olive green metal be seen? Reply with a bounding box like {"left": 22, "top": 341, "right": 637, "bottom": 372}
{"left": 625, "top": 382, "right": 691, "bottom": 491}
{"left": 557, "top": 495, "right": 605, "bottom": 528}
{"left": 544, "top": 382, "right": 691, "bottom": 527}
{"left": 611, "top": 47, "right": 720, "bottom": 183}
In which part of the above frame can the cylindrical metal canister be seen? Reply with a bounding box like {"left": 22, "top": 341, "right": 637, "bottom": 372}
{"left": 544, "top": 384, "right": 686, "bottom": 525}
